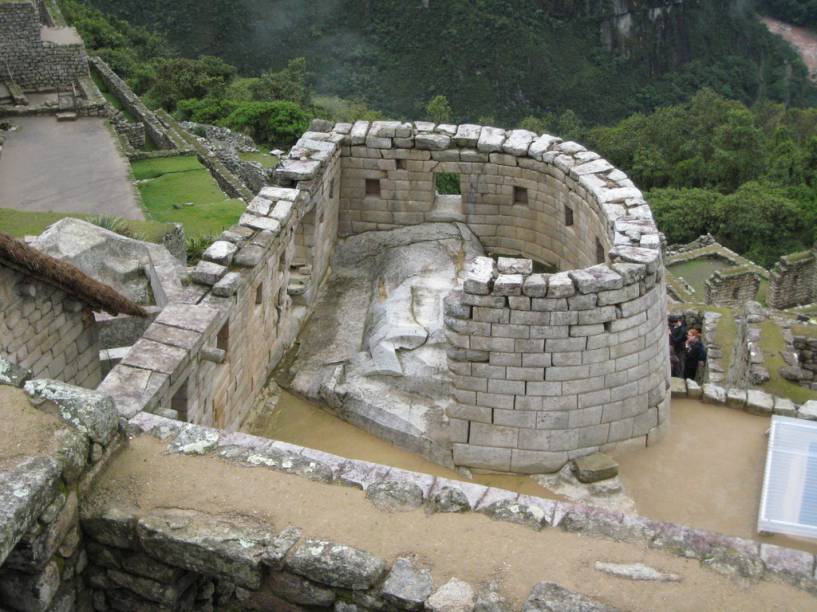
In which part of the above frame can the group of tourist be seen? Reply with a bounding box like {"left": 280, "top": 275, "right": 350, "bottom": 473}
{"left": 668, "top": 316, "right": 707, "bottom": 380}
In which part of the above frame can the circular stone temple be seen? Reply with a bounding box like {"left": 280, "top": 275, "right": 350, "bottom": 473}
{"left": 278, "top": 120, "right": 670, "bottom": 474}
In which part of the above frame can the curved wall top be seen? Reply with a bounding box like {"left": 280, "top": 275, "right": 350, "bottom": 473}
{"left": 275, "top": 120, "right": 670, "bottom": 473}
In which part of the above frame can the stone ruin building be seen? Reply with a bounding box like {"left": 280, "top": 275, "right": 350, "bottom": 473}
{"left": 0, "top": 231, "right": 145, "bottom": 388}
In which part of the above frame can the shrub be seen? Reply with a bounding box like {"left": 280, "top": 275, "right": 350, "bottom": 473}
{"left": 219, "top": 101, "right": 311, "bottom": 146}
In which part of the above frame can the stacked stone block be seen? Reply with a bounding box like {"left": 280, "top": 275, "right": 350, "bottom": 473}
{"left": 704, "top": 267, "right": 760, "bottom": 308}
{"left": 767, "top": 250, "right": 817, "bottom": 310}
{"left": 445, "top": 255, "right": 669, "bottom": 472}
{"left": 0, "top": 266, "right": 100, "bottom": 388}
{"left": 0, "top": 2, "right": 88, "bottom": 90}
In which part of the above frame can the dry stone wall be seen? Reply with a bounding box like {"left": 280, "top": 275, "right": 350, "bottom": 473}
{"left": 704, "top": 267, "right": 760, "bottom": 308}
{"left": 0, "top": 1, "right": 88, "bottom": 90}
{"left": 0, "top": 266, "right": 100, "bottom": 388}
{"left": 767, "top": 251, "right": 817, "bottom": 310}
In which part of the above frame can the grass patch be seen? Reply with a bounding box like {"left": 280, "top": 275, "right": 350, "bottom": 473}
{"left": 0, "top": 208, "right": 173, "bottom": 243}
{"left": 91, "top": 72, "right": 136, "bottom": 122}
{"left": 759, "top": 320, "right": 817, "bottom": 404}
{"left": 131, "top": 156, "right": 244, "bottom": 238}
{"left": 238, "top": 150, "right": 278, "bottom": 169}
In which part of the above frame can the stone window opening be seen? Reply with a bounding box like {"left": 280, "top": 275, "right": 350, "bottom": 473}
{"left": 217, "top": 322, "right": 229, "bottom": 354}
{"left": 513, "top": 186, "right": 528, "bottom": 206}
{"left": 435, "top": 172, "right": 461, "bottom": 196}
{"left": 365, "top": 178, "right": 381, "bottom": 197}
{"left": 596, "top": 238, "right": 605, "bottom": 264}
{"left": 565, "top": 205, "right": 574, "bottom": 227}
{"left": 171, "top": 378, "right": 189, "bottom": 422}
{"left": 396, "top": 158, "right": 408, "bottom": 170}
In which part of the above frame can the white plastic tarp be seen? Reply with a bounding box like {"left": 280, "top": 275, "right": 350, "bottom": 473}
{"left": 758, "top": 415, "right": 817, "bottom": 539}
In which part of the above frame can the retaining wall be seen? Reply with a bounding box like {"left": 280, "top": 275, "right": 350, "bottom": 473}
{"left": 0, "top": 266, "right": 100, "bottom": 388}
{"left": 0, "top": 2, "right": 88, "bottom": 90}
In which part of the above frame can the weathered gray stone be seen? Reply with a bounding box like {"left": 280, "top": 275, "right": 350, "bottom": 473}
{"left": 0, "top": 356, "right": 31, "bottom": 387}
{"left": 496, "top": 257, "right": 532, "bottom": 275}
{"left": 106, "top": 568, "right": 194, "bottom": 606}
{"left": 365, "top": 480, "right": 424, "bottom": 512}
{"left": 454, "top": 124, "right": 482, "bottom": 148}
{"left": 502, "top": 130, "right": 536, "bottom": 156}
{"left": 474, "top": 584, "right": 512, "bottom": 612}
{"left": 0, "top": 560, "right": 60, "bottom": 612}
{"left": 774, "top": 396, "right": 797, "bottom": 417}
{"left": 426, "top": 577, "right": 476, "bottom": 612}
{"left": 746, "top": 390, "right": 774, "bottom": 416}
{"left": 547, "top": 273, "right": 575, "bottom": 298}
{"left": 264, "top": 526, "right": 303, "bottom": 570}
{"left": 267, "top": 571, "right": 337, "bottom": 607}
{"left": 702, "top": 384, "right": 726, "bottom": 405}
{"left": 0, "top": 456, "right": 61, "bottom": 567}
{"left": 480, "top": 499, "right": 549, "bottom": 531}
{"left": 493, "top": 274, "right": 523, "bottom": 296}
{"left": 465, "top": 257, "right": 496, "bottom": 295}
{"left": 570, "top": 266, "right": 622, "bottom": 294}
{"left": 799, "top": 400, "right": 817, "bottom": 421}
{"left": 572, "top": 453, "right": 618, "bottom": 483}
{"left": 168, "top": 425, "right": 220, "bottom": 455}
{"left": 593, "top": 561, "right": 681, "bottom": 582}
{"left": 522, "top": 582, "right": 617, "bottom": 612}
{"left": 5, "top": 491, "right": 77, "bottom": 571}
{"left": 686, "top": 379, "right": 702, "bottom": 399}
{"left": 429, "top": 486, "right": 471, "bottom": 513}
{"left": 136, "top": 508, "right": 276, "bottom": 589}
{"left": 381, "top": 557, "right": 433, "bottom": 610}
{"left": 477, "top": 127, "right": 506, "bottom": 153}
{"left": 24, "top": 379, "right": 118, "bottom": 445}
{"left": 202, "top": 241, "right": 238, "bottom": 266}
{"left": 212, "top": 272, "right": 242, "bottom": 297}
{"left": 726, "top": 388, "right": 747, "bottom": 409}
{"left": 670, "top": 377, "right": 687, "bottom": 398}
{"left": 277, "top": 159, "right": 322, "bottom": 181}
{"left": 415, "top": 133, "right": 451, "bottom": 150}
{"left": 759, "top": 543, "right": 815, "bottom": 589}
{"left": 191, "top": 260, "right": 227, "bottom": 286}
{"left": 288, "top": 539, "right": 386, "bottom": 590}
{"left": 221, "top": 444, "right": 334, "bottom": 483}
{"left": 234, "top": 244, "right": 266, "bottom": 267}
{"left": 523, "top": 274, "right": 549, "bottom": 298}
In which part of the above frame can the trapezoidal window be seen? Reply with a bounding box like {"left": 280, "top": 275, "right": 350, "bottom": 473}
{"left": 365, "top": 178, "right": 381, "bottom": 196}
{"left": 217, "top": 322, "right": 229, "bottom": 354}
{"left": 396, "top": 158, "right": 408, "bottom": 170}
{"left": 513, "top": 186, "right": 528, "bottom": 206}
{"left": 435, "top": 172, "right": 461, "bottom": 195}
{"left": 564, "top": 205, "right": 574, "bottom": 227}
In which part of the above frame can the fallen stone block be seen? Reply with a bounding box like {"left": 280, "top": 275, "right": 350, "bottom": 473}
{"left": 572, "top": 453, "right": 619, "bottom": 483}
{"left": 428, "top": 486, "right": 471, "bottom": 513}
{"left": 479, "top": 498, "right": 549, "bottom": 531}
{"left": 381, "top": 557, "right": 433, "bottom": 611}
{"left": 426, "top": 577, "right": 476, "bottom": 612}
{"left": 593, "top": 561, "right": 681, "bottom": 582}
{"left": 365, "top": 480, "right": 424, "bottom": 512}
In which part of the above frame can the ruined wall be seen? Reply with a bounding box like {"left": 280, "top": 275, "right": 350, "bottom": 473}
{"left": 88, "top": 57, "right": 174, "bottom": 149}
{"left": 99, "top": 130, "right": 342, "bottom": 431}
{"left": 0, "top": 377, "right": 120, "bottom": 612}
{"left": 704, "top": 268, "right": 760, "bottom": 308}
{"left": 767, "top": 251, "right": 817, "bottom": 310}
{"left": 0, "top": 266, "right": 100, "bottom": 388}
{"left": 0, "top": 2, "right": 88, "bottom": 90}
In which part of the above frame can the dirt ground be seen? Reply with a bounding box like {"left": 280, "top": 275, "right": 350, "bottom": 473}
{"left": 0, "top": 116, "right": 143, "bottom": 220}
{"left": 761, "top": 15, "right": 817, "bottom": 79}
{"left": 0, "top": 386, "right": 64, "bottom": 472}
{"left": 88, "top": 436, "right": 817, "bottom": 611}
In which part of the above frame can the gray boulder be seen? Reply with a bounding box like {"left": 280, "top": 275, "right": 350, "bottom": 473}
{"left": 0, "top": 356, "right": 30, "bottom": 387}
{"left": 480, "top": 499, "right": 549, "bottom": 530}
{"left": 381, "top": 557, "right": 433, "bottom": 610}
{"left": 365, "top": 480, "right": 424, "bottom": 512}
{"left": 522, "top": 582, "right": 618, "bottom": 612}
{"left": 24, "top": 379, "right": 118, "bottom": 445}
{"left": 429, "top": 486, "right": 471, "bottom": 513}
{"left": 288, "top": 539, "right": 386, "bottom": 590}
{"left": 426, "top": 577, "right": 476, "bottom": 612}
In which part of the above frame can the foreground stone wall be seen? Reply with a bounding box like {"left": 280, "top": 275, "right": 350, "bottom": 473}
{"left": 767, "top": 250, "right": 817, "bottom": 310}
{"left": 0, "top": 266, "right": 100, "bottom": 388}
{"left": 0, "top": 1, "right": 88, "bottom": 90}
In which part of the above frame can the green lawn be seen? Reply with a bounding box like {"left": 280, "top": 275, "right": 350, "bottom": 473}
{"left": 759, "top": 320, "right": 817, "bottom": 404}
{"left": 131, "top": 156, "right": 245, "bottom": 238}
{"left": 0, "top": 208, "right": 173, "bottom": 243}
{"left": 238, "top": 151, "right": 279, "bottom": 169}
{"left": 668, "top": 258, "right": 768, "bottom": 306}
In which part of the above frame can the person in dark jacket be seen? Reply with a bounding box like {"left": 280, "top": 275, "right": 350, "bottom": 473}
{"left": 669, "top": 316, "right": 687, "bottom": 357}
{"left": 684, "top": 329, "right": 707, "bottom": 381}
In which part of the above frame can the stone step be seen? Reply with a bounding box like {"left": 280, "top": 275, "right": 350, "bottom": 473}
{"left": 56, "top": 112, "right": 78, "bottom": 122}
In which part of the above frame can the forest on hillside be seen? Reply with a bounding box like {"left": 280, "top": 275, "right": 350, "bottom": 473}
{"left": 61, "top": 0, "right": 817, "bottom": 267}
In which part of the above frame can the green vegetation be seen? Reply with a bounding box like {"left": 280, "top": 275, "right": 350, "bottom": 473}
{"left": 0, "top": 208, "right": 172, "bottom": 243}
{"left": 585, "top": 89, "right": 817, "bottom": 267}
{"left": 759, "top": 320, "right": 817, "bottom": 403}
{"left": 762, "top": 0, "right": 817, "bottom": 28}
{"left": 131, "top": 156, "right": 244, "bottom": 237}
{"left": 238, "top": 151, "right": 278, "bottom": 169}
{"left": 435, "top": 172, "right": 461, "bottom": 196}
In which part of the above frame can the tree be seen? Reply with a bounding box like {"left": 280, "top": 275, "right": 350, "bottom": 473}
{"left": 146, "top": 56, "right": 237, "bottom": 110}
{"left": 647, "top": 188, "right": 722, "bottom": 245}
{"left": 426, "top": 95, "right": 452, "bottom": 123}
{"left": 710, "top": 109, "right": 767, "bottom": 191}
{"left": 220, "top": 101, "right": 311, "bottom": 146}
{"left": 250, "top": 58, "right": 311, "bottom": 107}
